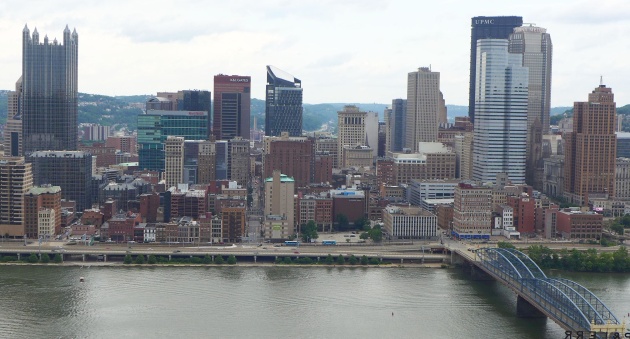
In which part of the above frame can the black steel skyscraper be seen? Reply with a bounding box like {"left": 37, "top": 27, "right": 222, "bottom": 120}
{"left": 468, "top": 16, "right": 522, "bottom": 122}
{"left": 21, "top": 24, "right": 78, "bottom": 153}
{"left": 265, "top": 66, "right": 303, "bottom": 137}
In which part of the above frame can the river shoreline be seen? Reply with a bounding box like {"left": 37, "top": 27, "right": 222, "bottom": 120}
{"left": 0, "top": 261, "right": 448, "bottom": 269}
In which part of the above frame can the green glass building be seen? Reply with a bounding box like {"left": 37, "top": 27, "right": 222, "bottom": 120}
{"left": 138, "top": 110, "right": 208, "bottom": 172}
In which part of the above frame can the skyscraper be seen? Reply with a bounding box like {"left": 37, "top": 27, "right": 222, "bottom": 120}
{"left": 29, "top": 151, "right": 93, "bottom": 212}
{"left": 137, "top": 110, "right": 208, "bottom": 172}
{"left": 385, "top": 99, "right": 406, "bottom": 153}
{"left": 179, "top": 90, "right": 211, "bottom": 139}
{"left": 406, "top": 67, "right": 444, "bottom": 151}
{"left": 22, "top": 25, "right": 78, "bottom": 154}
{"left": 508, "top": 25, "right": 553, "bottom": 189}
{"left": 472, "top": 39, "right": 528, "bottom": 184}
{"left": 337, "top": 106, "right": 370, "bottom": 168}
{"left": 0, "top": 157, "right": 33, "bottom": 237}
{"left": 213, "top": 74, "right": 251, "bottom": 140}
{"left": 468, "top": 16, "right": 523, "bottom": 122}
{"left": 164, "top": 136, "right": 184, "bottom": 188}
{"left": 265, "top": 66, "right": 303, "bottom": 137}
{"left": 3, "top": 78, "right": 23, "bottom": 157}
{"left": 564, "top": 85, "right": 617, "bottom": 204}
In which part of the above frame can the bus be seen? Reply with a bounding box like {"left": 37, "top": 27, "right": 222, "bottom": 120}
{"left": 284, "top": 241, "right": 300, "bottom": 246}
{"left": 322, "top": 240, "right": 337, "bottom": 246}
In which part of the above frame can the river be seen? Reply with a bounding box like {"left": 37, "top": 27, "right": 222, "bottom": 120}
{"left": 0, "top": 266, "right": 628, "bottom": 339}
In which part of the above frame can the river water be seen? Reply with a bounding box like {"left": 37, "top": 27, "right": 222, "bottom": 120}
{"left": 0, "top": 265, "right": 628, "bottom": 339}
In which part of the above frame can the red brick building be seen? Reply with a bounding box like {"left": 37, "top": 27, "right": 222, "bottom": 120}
{"left": 313, "top": 152, "right": 333, "bottom": 184}
{"left": 376, "top": 159, "right": 395, "bottom": 185}
{"left": 23, "top": 185, "right": 62, "bottom": 238}
{"left": 139, "top": 193, "right": 160, "bottom": 223}
{"left": 264, "top": 135, "right": 313, "bottom": 189}
{"left": 106, "top": 135, "right": 137, "bottom": 154}
{"left": 506, "top": 194, "right": 536, "bottom": 234}
{"left": 79, "top": 142, "right": 117, "bottom": 168}
{"left": 555, "top": 209, "right": 602, "bottom": 240}
{"left": 106, "top": 212, "right": 142, "bottom": 242}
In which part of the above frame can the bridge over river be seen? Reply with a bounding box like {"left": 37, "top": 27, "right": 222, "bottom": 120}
{"left": 449, "top": 243, "right": 627, "bottom": 337}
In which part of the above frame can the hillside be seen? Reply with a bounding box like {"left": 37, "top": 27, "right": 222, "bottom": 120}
{"left": 4, "top": 90, "right": 628, "bottom": 133}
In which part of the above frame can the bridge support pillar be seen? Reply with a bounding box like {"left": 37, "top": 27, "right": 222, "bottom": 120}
{"left": 516, "top": 295, "right": 546, "bottom": 318}
{"left": 17, "top": 253, "right": 20, "bottom": 260}
{"left": 104, "top": 254, "right": 107, "bottom": 262}
{"left": 400, "top": 258, "right": 404, "bottom": 264}
{"left": 168, "top": 255, "right": 172, "bottom": 261}
{"left": 82, "top": 254, "right": 86, "bottom": 262}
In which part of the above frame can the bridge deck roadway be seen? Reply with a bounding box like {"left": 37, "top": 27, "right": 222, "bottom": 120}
{"left": 444, "top": 241, "right": 590, "bottom": 333}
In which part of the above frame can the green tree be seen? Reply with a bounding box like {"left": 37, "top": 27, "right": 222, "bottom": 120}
{"left": 275, "top": 257, "right": 283, "bottom": 264}
{"left": 360, "top": 232, "right": 369, "bottom": 240}
{"left": 214, "top": 256, "right": 225, "bottom": 265}
{"left": 202, "top": 255, "right": 211, "bottom": 264}
{"left": 610, "top": 222, "right": 625, "bottom": 235}
{"left": 40, "top": 253, "right": 50, "bottom": 264}
{"left": 369, "top": 225, "right": 383, "bottom": 243}
{"left": 336, "top": 254, "right": 345, "bottom": 265}
{"left": 612, "top": 246, "right": 630, "bottom": 272}
{"left": 360, "top": 255, "right": 369, "bottom": 265}
{"left": 27, "top": 253, "right": 39, "bottom": 263}
{"left": 227, "top": 255, "right": 237, "bottom": 265}
{"left": 148, "top": 254, "right": 158, "bottom": 265}
{"left": 348, "top": 255, "right": 358, "bottom": 265}
{"left": 324, "top": 254, "right": 334, "bottom": 265}
{"left": 301, "top": 220, "right": 319, "bottom": 243}
{"left": 135, "top": 255, "right": 145, "bottom": 264}
{"left": 497, "top": 241, "right": 516, "bottom": 249}
{"left": 354, "top": 217, "right": 371, "bottom": 231}
{"left": 123, "top": 254, "right": 132, "bottom": 264}
{"left": 283, "top": 257, "right": 293, "bottom": 264}
{"left": 53, "top": 253, "right": 63, "bottom": 263}
{"left": 369, "top": 257, "right": 381, "bottom": 265}
{"left": 336, "top": 214, "right": 349, "bottom": 231}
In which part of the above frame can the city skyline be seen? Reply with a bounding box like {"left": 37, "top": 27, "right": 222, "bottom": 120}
{"left": 0, "top": 0, "right": 628, "bottom": 107}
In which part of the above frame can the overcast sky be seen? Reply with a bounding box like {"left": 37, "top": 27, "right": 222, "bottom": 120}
{"left": 0, "top": 0, "right": 628, "bottom": 107}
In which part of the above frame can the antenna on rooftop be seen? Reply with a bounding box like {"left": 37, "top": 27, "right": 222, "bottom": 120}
{"left": 600, "top": 75, "right": 603, "bottom": 86}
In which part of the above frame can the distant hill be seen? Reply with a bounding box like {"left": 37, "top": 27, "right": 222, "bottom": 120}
{"left": 2, "top": 90, "right": 629, "bottom": 133}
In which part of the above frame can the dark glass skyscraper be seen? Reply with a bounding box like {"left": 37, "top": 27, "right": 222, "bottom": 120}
{"left": 265, "top": 66, "right": 303, "bottom": 137}
{"left": 21, "top": 24, "right": 78, "bottom": 154}
{"left": 468, "top": 16, "right": 522, "bottom": 122}
{"left": 178, "top": 90, "right": 211, "bottom": 139}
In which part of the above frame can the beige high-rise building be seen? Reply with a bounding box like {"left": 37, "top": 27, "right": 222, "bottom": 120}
{"left": 454, "top": 132, "right": 473, "bottom": 180}
{"left": 509, "top": 25, "right": 553, "bottom": 189}
{"left": 164, "top": 136, "right": 184, "bottom": 188}
{"left": 452, "top": 182, "right": 492, "bottom": 239}
{"left": 4, "top": 78, "right": 23, "bottom": 157}
{"left": 337, "top": 105, "right": 370, "bottom": 168}
{"left": 406, "top": 67, "right": 444, "bottom": 151}
{"left": 228, "top": 137, "right": 250, "bottom": 187}
{"left": 388, "top": 143, "right": 456, "bottom": 185}
{"left": 0, "top": 157, "right": 33, "bottom": 237}
{"left": 264, "top": 170, "right": 295, "bottom": 240}
{"left": 197, "top": 139, "right": 216, "bottom": 184}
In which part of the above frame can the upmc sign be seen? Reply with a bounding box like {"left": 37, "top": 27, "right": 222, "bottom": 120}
{"left": 474, "top": 19, "right": 494, "bottom": 24}
{"left": 229, "top": 78, "right": 249, "bottom": 83}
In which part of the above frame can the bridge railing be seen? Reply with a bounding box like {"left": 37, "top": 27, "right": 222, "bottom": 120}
{"left": 474, "top": 248, "right": 622, "bottom": 333}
